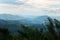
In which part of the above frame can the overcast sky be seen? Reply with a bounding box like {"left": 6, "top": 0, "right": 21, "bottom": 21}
{"left": 0, "top": 0, "right": 60, "bottom": 16}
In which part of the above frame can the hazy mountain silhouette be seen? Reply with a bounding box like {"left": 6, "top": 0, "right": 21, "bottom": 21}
{"left": 0, "top": 14, "right": 24, "bottom": 20}
{"left": 0, "top": 14, "right": 53, "bottom": 34}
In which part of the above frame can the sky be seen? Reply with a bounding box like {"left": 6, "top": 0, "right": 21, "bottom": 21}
{"left": 0, "top": 0, "right": 60, "bottom": 16}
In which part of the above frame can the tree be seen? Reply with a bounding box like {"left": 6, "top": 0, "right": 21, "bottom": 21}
{"left": 0, "top": 28, "right": 11, "bottom": 40}
{"left": 17, "top": 24, "right": 43, "bottom": 40}
{"left": 54, "top": 19, "right": 60, "bottom": 40}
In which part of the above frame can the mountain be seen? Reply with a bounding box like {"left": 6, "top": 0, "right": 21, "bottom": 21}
{"left": 0, "top": 14, "right": 50, "bottom": 26}
{"left": 0, "top": 14, "right": 52, "bottom": 34}
{"left": 0, "top": 14, "right": 50, "bottom": 25}
{"left": 0, "top": 14, "right": 49, "bottom": 22}
{"left": 53, "top": 16, "right": 60, "bottom": 21}
{"left": 0, "top": 14, "right": 24, "bottom": 20}
{"left": 31, "top": 16, "right": 49, "bottom": 24}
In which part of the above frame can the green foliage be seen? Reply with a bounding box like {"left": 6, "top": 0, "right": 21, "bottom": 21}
{"left": 17, "top": 17, "right": 60, "bottom": 40}
{"left": 17, "top": 24, "right": 43, "bottom": 40}
{"left": 44, "top": 17, "right": 57, "bottom": 40}
{"left": 0, "top": 17, "right": 60, "bottom": 40}
{"left": 0, "top": 28, "right": 11, "bottom": 40}
{"left": 54, "top": 19, "right": 60, "bottom": 40}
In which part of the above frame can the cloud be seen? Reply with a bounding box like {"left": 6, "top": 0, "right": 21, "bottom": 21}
{"left": 49, "top": 0, "right": 60, "bottom": 1}
{"left": 0, "top": 0, "right": 24, "bottom": 5}
{"left": 48, "top": 4, "right": 60, "bottom": 8}
{"left": 16, "top": 0, "right": 27, "bottom": 3}
{"left": 0, "top": 0, "right": 60, "bottom": 16}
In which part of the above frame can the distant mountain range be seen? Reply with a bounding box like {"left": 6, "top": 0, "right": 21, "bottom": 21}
{"left": 0, "top": 14, "right": 49, "bottom": 24}
{"left": 0, "top": 14, "right": 24, "bottom": 20}
{"left": 0, "top": 14, "right": 59, "bottom": 26}
{"left": 0, "top": 14, "right": 59, "bottom": 21}
{"left": 0, "top": 14, "right": 59, "bottom": 34}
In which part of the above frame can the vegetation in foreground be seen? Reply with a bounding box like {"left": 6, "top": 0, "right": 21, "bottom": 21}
{"left": 0, "top": 17, "right": 60, "bottom": 40}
